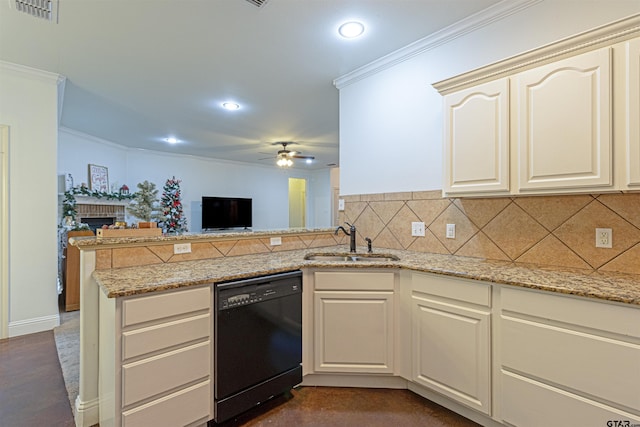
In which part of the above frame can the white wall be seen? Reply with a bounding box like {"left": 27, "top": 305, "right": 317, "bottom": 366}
{"left": 0, "top": 62, "right": 61, "bottom": 337}
{"left": 58, "top": 128, "right": 333, "bottom": 231}
{"left": 338, "top": 0, "right": 640, "bottom": 195}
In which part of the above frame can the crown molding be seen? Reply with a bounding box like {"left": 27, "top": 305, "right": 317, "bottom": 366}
{"left": 433, "top": 12, "right": 640, "bottom": 95}
{"left": 0, "top": 60, "right": 63, "bottom": 84}
{"left": 333, "top": 0, "right": 542, "bottom": 89}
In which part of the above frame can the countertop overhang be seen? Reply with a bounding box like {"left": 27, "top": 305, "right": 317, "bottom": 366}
{"left": 92, "top": 246, "right": 640, "bottom": 305}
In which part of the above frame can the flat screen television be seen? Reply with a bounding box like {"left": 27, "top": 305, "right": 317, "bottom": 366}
{"left": 202, "top": 196, "right": 252, "bottom": 230}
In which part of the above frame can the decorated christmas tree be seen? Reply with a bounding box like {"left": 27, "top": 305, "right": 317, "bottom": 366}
{"left": 160, "top": 176, "right": 187, "bottom": 233}
{"left": 127, "top": 180, "right": 161, "bottom": 223}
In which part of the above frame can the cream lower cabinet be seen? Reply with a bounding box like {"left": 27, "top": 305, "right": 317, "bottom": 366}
{"left": 99, "top": 285, "right": 213, "bottom": 427}
{"left": 411, "top": 272, "right": 492, "bottom": 415}
{"left": 313, "top": 270, "right": 397, "bottom": 374}
{"left": 499, "top": 286, "right": 640, "bottom": 426}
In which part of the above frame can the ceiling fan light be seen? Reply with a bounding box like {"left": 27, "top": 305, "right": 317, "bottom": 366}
{"left": 222, "top": 102, "right": 240, "bottom": 111}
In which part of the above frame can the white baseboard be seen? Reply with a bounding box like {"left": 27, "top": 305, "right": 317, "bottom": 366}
{"left": 8, "top": 313, "right": 60, "bottom": 336}
{"left": 75, "top": 396, "right": 100, "bottom": 427}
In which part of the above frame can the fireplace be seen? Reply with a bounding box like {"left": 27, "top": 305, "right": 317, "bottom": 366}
{"left": 76, "top": 199, "right": 126, "bottom": 231}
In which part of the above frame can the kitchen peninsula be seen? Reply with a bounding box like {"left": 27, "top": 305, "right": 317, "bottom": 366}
{"left": 71, "top": 230, "right": 640, "bottom": 427}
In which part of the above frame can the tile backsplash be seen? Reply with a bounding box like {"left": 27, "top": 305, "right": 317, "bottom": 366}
{"left": 338, "top": 190, "right": 640, "bottom": 275}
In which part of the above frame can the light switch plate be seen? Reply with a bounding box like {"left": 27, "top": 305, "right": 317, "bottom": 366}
{"left": 446, "top": 224, "right": 456, "bottom": 239}
{"left": 411, "top": 222, "right": 425, "bottom": 237}
{"left": 338, "top": 199, "right": 345, "bottom": 211}
{"left": 270, "top": 237, "right": 282, "bottom": 246}
{"left": 174, "top": 243, "right": 192, "bottom": 254}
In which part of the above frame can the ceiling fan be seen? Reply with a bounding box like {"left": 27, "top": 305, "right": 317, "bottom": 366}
{"left": 261, "top": 142, "right": 315, "bottom": 167}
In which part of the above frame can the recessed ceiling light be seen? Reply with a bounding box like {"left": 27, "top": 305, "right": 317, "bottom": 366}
{"left": 165, "top": 137, "right": 180, "bottom": 144}
{"left": 338, "top": 21, "right": 365, "bottom": 38}
{"left": 222, "top": 102, "right": 240, "bottom": 110}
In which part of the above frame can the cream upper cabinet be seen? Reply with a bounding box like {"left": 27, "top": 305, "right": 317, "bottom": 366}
{"left": 443, "top": 78, "right": 510, "bottom": 196}
{"left": 625, "top": 38, "right": 640, "bottom": 188}
{"left": 514, "top": 47, "right": 612, "bottom": 192}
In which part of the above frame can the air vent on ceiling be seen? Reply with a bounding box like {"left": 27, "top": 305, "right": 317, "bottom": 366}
{"left": 15, "top": 0, "right": 56, "bottom": 21}
{"left": 245, "top": 0, "right": 269, "bottom": 7}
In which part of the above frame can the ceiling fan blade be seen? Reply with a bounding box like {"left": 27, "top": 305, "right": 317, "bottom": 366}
{"left": 292, "top": 155, "right": 315, "bottom": 160}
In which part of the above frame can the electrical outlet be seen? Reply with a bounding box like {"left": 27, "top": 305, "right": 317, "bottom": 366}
{"left": 173, "top": 243, "right": 192, "bottom": 254}
{"left": 446, "top": 224, "right": 456, "bottom": 239}
{"left": 411, "top": 222, "right": 425, "bottom": 237}
{"left": 595, "top": 228, "right": 612, "bottom": 248}
{"left": 338, "top": 199, "right": 345, "bottom": 211}
{"left": 270, "top": 237, "right": 282, "bottom": 246}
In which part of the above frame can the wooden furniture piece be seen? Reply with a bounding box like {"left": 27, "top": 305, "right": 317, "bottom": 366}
{"left": 64, "top": 229, "right": 94, "bottom": 311}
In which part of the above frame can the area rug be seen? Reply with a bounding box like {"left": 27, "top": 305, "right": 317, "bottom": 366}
{"left": 53, "top": 310, "right": 80, "bottom": 411}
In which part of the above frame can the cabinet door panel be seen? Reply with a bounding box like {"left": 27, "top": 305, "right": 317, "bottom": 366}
{"left": 444, "top": 78, "right": 510, "bottom": 195}
{"left": 122, "top": 380, "right": 211, "bottom": 427}
{"left": 412, "top": 295, "right": 491, "bottom": 414}
{"left": 502, "top": 371, "right": 640, "bottom": 427}
{"left": 516, "top": 47, "right": 611, "bottom": 191}
{"left": 501, "top": 316, "right": 640, "bottom": 412}
{"left": 627, "top": 38, "right": 640, "bottom": 187}
{"left": 314, "top": 291, "right": 394, "bottom": 373}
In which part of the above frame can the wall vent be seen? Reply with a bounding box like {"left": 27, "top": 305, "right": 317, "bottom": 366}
{"left": 245, "top": 0, "right": 269, "bottom": 7}
{"left": 15, "top": 0, "right": 56, "bottom": 21}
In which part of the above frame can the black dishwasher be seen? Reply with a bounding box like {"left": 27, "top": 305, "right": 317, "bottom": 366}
{"left": 213, "top": 270, "right": 302, "bottom": 424}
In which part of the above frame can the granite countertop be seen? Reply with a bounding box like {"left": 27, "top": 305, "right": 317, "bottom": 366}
{"left": 91, "top": 246, "right": 640, "bottom": 306}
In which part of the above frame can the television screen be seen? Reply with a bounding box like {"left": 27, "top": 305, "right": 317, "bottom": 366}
{"left": 202, "top": 197, "right": 252, "bottom": 230}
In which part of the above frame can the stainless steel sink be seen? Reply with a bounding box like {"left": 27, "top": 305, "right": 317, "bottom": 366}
{"left": 304, "top": 253, "right": 400, "bottom": 262}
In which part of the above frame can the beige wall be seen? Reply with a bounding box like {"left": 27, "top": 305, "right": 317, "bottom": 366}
{"left": 339, "top": 191, "right": 640, "bottom": 275}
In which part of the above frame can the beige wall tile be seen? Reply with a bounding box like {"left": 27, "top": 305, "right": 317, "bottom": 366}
{"left": 412, "top": 190, "right": 443, "bottom": 200}
{"left": 407, "top": 230, "right": 450, "bottom": 254}
{"left": 372, "top": 227, "right": 404, "bottom": 250}
{"left": 265, "top": 236, "right": 307, "bottom": 252}
{"left": 354, "top": 205, "right": 387, "bottom": 243}
{"left": 306, "top": 233, "right": 340, "bottom": 248}
{"left": 112, "top": 247, "right": 163, "bottom": 268}
{"left": 148, "top": 244, "right": 175, "bottom": 262}
{"left": 385, "top": 192, "right": 412, "bottom": 201}
{"left": 516, "top": 235, "right": 591, "bottom": 269}
{"left": 213, "top": 240, "right": 237, "bottom": 256}
{"left": 554, "top": 200, "right": 640, "bottom": 269}
{"left": 386, "top": 205, "right": 421, "bottom": 249}
{"left": 483, "top": 203, "right": 547, "bottom": 260}
{"left": 455, "top": 232, "right": 510, "bottom": 261}
{"left": 369, "top": 200, "right": 404, "bottom": 224}
{"left": 95, "top": 249, "right": 112, "bottom": 270}
{"left": 453, "top": 198, "right": 511, "bottom": 228}
{"left": 598, "top": 193, "right": 640, "bottom": 229}
{"left": 226, "top": 239, "right": 270, "bottom": 256}
{"left": 407, "top": 199, "right": 451, "bottom": 226}
{"left": 343, "top": 201, "right": 368, "bottom": 224}
{"left": 514, "top": 195, "right": 592, "bottom": 231}
{"left": 430, "top": 204, "right": 479, "bottom": 253}
{"left": 360, "top": 193, "right": 384, "bottom": 202}
{"left": 599, "top": 243, "right": 640, "bottom": 275}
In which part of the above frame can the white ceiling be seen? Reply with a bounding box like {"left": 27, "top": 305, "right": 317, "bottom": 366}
{"left": 0, "top": 0, "right": 502, "bottom": 169}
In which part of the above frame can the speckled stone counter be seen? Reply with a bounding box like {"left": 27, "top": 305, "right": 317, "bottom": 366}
{"left": 92, "top": 245, "right": 640, "bottom": 305}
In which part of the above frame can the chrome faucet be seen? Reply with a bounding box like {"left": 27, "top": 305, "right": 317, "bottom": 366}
{"left": 335, "top": 222, "right": 357, "bottom": 253}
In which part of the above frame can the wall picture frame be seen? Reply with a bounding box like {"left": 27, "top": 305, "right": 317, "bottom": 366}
{"left": 88, "top": 164, "right": 109, "bottom": 192}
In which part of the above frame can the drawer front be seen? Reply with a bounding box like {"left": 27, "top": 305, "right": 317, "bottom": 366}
{"left": 412, "top": 272, "right": 491, "bottom": 307}
{"left": 502, "top": 371, "right": 640, "bottom": 426}
{"left": 501, "top": 286, "right": 640, "bottom": 338}
{"left": 122, "top": 341, "right": 210, "bottom": 407}
{"left": 122, "top": 314, "right": 210, "bottom": 361}
{"left": 314, "top": 271, "right": 395, "bottom": 291}
{"left": 502, "top": 316, "right": 640, "bottom": 412}
{"left": 122, "top": 286, "right": 210, "bottom": 328}
{"left": 122, "top": 380, "right": 210, "bottom": 427}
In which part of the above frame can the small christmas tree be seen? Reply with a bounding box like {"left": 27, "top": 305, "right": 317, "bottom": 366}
{"left": 160, "top": 176, "right": 187, "bottom": 233}
{"left": 127, "top": 180, "right": 161, "bottom": 223}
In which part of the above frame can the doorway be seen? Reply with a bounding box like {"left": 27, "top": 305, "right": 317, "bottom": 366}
{"left": 288, "top": 178, "right": 306, "bottom": 228}
{"left": 1, "top": 125, "right": 9, "bottom": 338}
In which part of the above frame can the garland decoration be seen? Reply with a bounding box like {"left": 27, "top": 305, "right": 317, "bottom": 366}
{"left": 62, "top": 185, "right": 136, "bottom": 225}
{"left": 160, "top": 176, "right": 188, "bottom": 233}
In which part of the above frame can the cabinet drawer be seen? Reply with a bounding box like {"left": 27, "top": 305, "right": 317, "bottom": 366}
{"left": 122, "top": 314, "right": 210, "bottom": 361}
{"left": 502, "top": 287, "right": 640, "bottom": 338}
{"left": 122, "top": 341, "right": 210, "bottom": 407}
{"left": 502, "top": 371, "right": 640, "bottom": 426}
{"left": 314, "top": 271, "right": 395, "bottom": 291}
{"left": 122, "top": 380, "right": 210, "bottom": 427}
{"left": 122, "top": 286, "right": 210, "bottom": 327}
{"left": 502, "top": 316, "right": 640, "bottom": 411}
{"left": 412, "top": 272, "right": 491, "bottom": 307}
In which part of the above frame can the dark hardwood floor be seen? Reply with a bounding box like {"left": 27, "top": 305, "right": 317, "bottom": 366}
{"left": 0, "top": 318, "right": 480, "bottom": 427}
